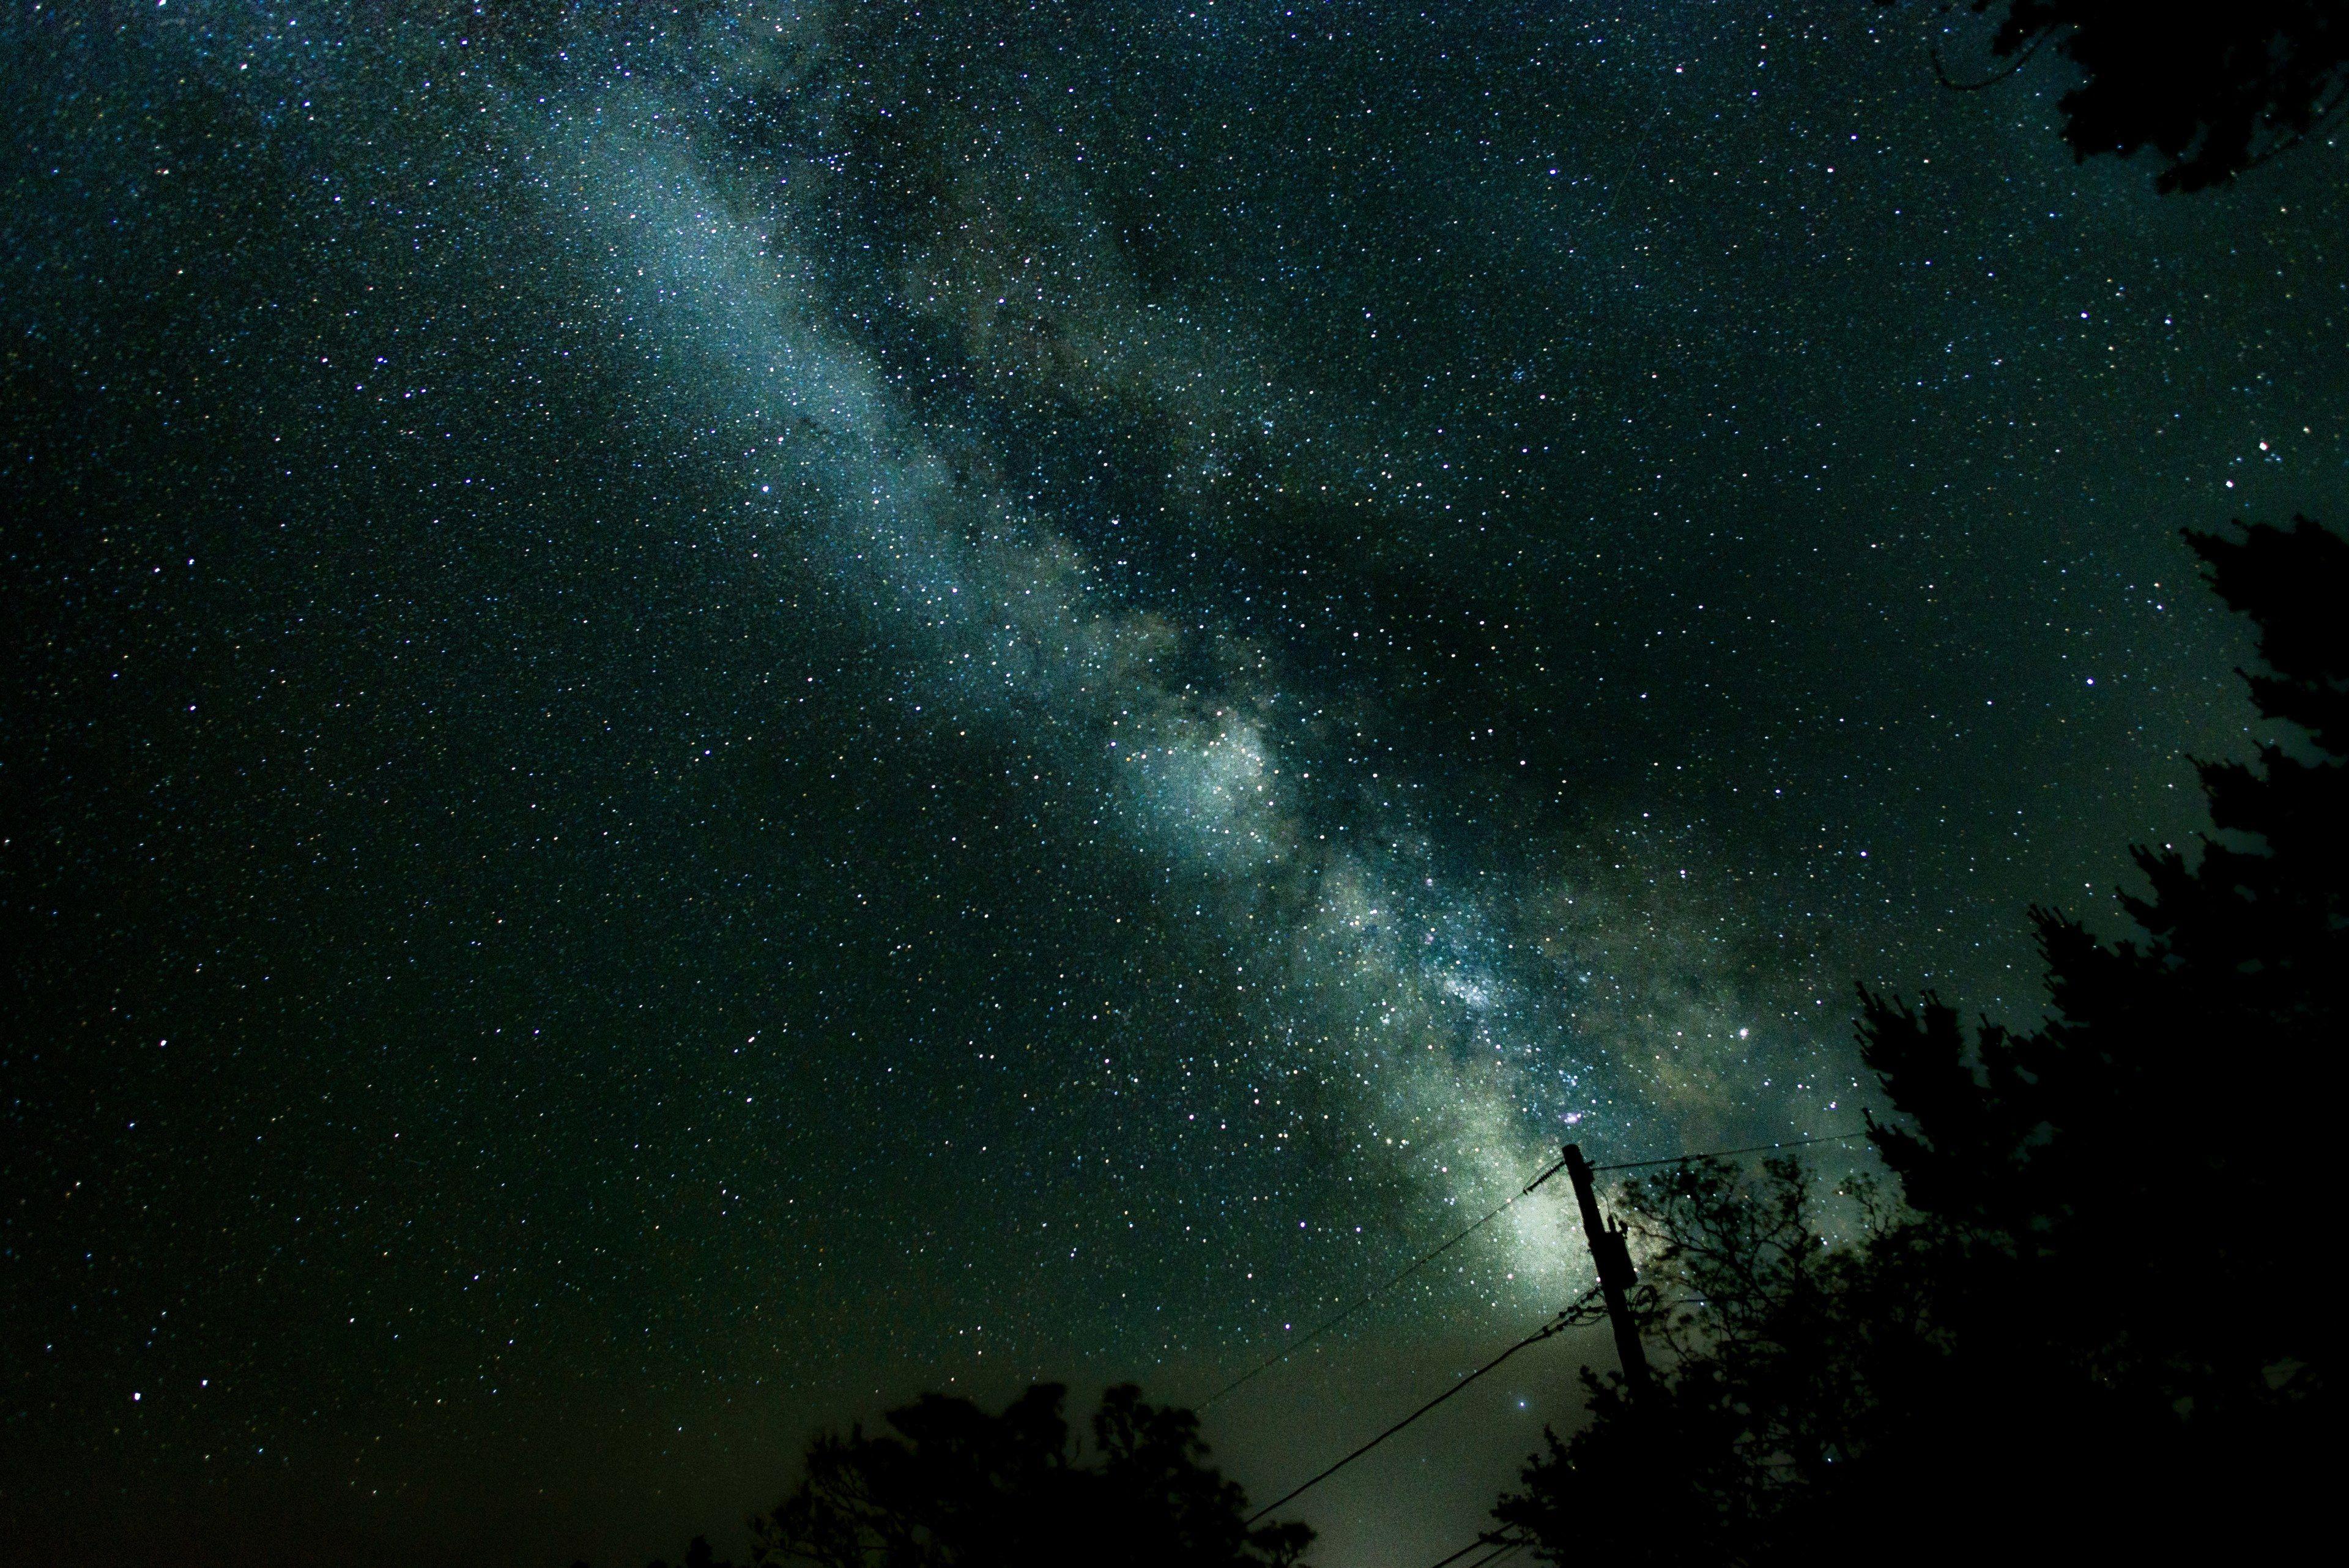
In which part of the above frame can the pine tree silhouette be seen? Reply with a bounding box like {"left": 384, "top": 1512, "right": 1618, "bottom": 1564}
{"left": 1501, "top": 518, "right": 2340, "bottom": 1567}
{"left": 1861, "top": 516, "right": 2343, "bottom": 1408}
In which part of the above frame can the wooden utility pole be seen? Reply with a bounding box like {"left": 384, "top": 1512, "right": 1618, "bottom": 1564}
{"left": 1563, "top": 1143, "right": 1653, "bottom": 1395}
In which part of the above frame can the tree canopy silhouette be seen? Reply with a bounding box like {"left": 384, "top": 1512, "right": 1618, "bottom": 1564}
{"left": 1858, "top": 516, "right": 2342, "bottom": 1411}
{"left": 636, "top": 1383, "right": 1311, "bottom": 1568}
{"left": 1494, "top": 1157, "right": 1902, "bottom": 1567}
{"left": 1887, "top": 2, "right": 2349, "bottom": 190}
{"left": 1499, "top": 516, "right": 2340, "bottom": 1566}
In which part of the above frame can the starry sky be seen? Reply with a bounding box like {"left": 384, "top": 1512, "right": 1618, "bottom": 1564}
{"left": 4, "top": 2, "right": 2344, "bottom": 1564}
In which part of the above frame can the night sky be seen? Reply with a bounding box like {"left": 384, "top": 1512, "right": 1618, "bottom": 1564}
{"left": 5, "top": 2, "right": 2344, "bottom": 1564}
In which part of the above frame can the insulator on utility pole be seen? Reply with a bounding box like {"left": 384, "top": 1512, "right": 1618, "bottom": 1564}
{"left": 1564, "top": 1143, "right": 1654, "bottom": 1396}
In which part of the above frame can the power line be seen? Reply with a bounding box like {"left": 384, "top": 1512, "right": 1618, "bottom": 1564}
{"left": 1203, "top": 1127, "right": 1869, "bottom": 1413}
{"left": 1555, "top": 1280, "right": 1607, "bottom": 1326}
{"left": 1205, "top": 1128, "right": 1866, "bottom": 1413}
{"left": 1591, "top": 1126, "right": 1870, "bottom": 1173}
{"left": 1201, "top": 1151, "right": 1570, "bottom": 1411}
{"left": 1425, "top": 1534, "right": 1531, "bottom": 1568}
{"left": 1227, "top": 1128, "right": 1872, "bottom": 1541}
{"left": 1245, "top": 1310, "right": 1571, "bottom": 1525}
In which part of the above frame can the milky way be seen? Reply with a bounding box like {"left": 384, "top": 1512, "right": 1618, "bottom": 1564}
{"left": 552, "top": 54, "right": 1838, "bottom": 1303}
{"left": 8, "top": 3, "right": 2345, "bottom": 1563}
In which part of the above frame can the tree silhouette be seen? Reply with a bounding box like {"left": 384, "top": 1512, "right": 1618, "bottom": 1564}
{"left": 1885, "top": 2, "right": 2349, "bottom": 190}
{"left": 1494, "top": 1157, "right": 1888, "bottom": 1566}
{"left": 744, "top": 1383, "right": 1312, "bottom": 1568}
{"left": 1501, "top": 517, "right": 2340, "bottom": 1566}
{"left": 1860, "top": 515, "right": 2342, "bottom": 1411}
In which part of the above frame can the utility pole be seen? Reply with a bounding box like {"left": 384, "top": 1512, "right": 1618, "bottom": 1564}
{"left": 1563, "top": 1143, "right": 1653, "bottom": 1395}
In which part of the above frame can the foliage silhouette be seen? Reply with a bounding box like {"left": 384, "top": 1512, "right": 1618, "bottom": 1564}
{"left": 626, "top": 1383, "right": 1309, "bottom": 1568}
{"left": 1499, "top": 516, "right": 2339, "bottom": 1566}
{"left": 1495, "top": 1157, "right": 1883, "bottom": 1567}
{"left": 1883, "top": 2, "right": 2349, "bottom": 189}
{"left": 1860, "top": 515, "right": 2342, "bottom": 1411}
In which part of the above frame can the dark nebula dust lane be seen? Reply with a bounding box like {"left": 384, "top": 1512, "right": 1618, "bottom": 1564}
{"left": 4, "top": 3, "right": 2344, "bottom": 1564}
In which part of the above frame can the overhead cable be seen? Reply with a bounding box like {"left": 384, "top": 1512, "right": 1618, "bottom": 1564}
{"left": 1201, "top": 1151, "right": 1570, "bottom": 1411}
{"left": 1425, "top": 1533, "right": 1531, "bottom": 1568}
{"left": 1244, "top": 1310, "right": 1570, "bottom": 1525}
{"left": 1208, "top": 1126, "right": 1867, "bottom": 1422}
{"left": 1591, "top": 1126, "right": 1870, "bottom": 1173}
{"left": 1459, "top": 1541, "right": 1527, "bottom": 1568}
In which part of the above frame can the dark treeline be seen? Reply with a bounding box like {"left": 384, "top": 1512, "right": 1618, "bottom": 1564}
{"left": 606, "top": 21, "right": 2342, "bottom": 1568}
{"left": 612, "top": 518, "right": 2339, "bottom": 1568}
{"left": 1497, "top": 517, "right": 2342, "bottom": 1566}
{"left": 619, "top": 1384, "right": 1310, "bottom": 1568}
